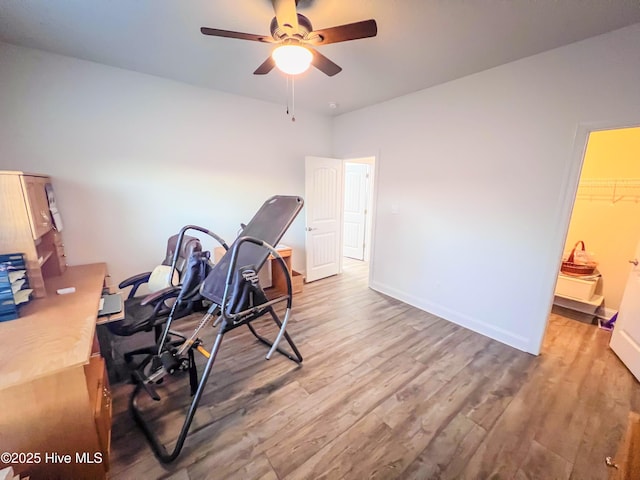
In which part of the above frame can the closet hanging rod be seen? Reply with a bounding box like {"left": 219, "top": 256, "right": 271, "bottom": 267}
{"left": 578, "top": 178, "right": 640, "bottom": 188}
{"left": 576, "top": 179, "right": 640, "bottom": 204}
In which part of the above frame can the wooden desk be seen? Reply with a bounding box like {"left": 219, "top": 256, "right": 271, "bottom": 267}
{"left": 213, "top": 244, "right": 300, "bottom": 297}
{"left": 0, "top": 264, "right": 112, "bottom": 479}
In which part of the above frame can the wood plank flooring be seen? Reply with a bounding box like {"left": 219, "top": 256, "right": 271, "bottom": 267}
{"left": 109, "top": 259, "right": 640, "bottom": 479}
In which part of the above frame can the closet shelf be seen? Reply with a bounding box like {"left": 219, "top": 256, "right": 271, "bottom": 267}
{"left": 554, "top": 294, "right": 604, "bottom": 315}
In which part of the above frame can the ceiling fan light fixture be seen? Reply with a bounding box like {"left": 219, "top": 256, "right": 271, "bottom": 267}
{"left": 272, "top": 44, "right": 313, "bottom": 75}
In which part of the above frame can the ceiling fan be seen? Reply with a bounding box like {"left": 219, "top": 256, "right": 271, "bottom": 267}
{"left": 201, "top": 0, "right": 377, "bottom": 77}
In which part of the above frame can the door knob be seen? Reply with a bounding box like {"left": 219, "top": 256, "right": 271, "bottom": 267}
{"left": 630, "top": 259, "right": 639, "bottom": 266}
{"left": 305, "top": 227, "right": 317, "bottom": 231}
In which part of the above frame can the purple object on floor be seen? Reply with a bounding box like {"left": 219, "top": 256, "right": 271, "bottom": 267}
{"left": 599, "top": 312, "right": 618, "bottom": 331}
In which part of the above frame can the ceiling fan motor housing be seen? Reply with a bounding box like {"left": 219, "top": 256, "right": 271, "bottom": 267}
{"left": 270, "top": 14, "right": 317, "bottom": 42}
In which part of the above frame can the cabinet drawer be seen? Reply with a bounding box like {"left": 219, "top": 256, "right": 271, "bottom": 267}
{"left": 57, "top": 246, "right": 67, "bottom": 274}
{"left": 55, "top": 245, "right": 67, "bottom": 275}
{"left": 58, "top": 260, "right": 67, "bottom": 275}
{"left": 84, "top": 355, "right": 111, "bottom": 470}
{"left": 51, "top": 231, "right": 64, "bottom": 246}
{"left": 95, "top": 375, "right": 112, "bottom": 469}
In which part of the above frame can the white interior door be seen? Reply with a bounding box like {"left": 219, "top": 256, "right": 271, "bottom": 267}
{"left": 343, "top": 163, "right": 369, "bottom": 260}
{"left": 305, "top": 156, "right": 343, "bottom": 283}
{"left": 610, "top": 240, "right": 640, "bottom": 381}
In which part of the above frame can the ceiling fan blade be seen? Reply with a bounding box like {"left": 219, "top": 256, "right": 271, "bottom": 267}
{"left": 308, "top": 47, "right": 342, "bottom": 77}
{"left": 312, "top": 19, "right": 377, "bottom": 45}
{"left": 253, "top": 56, "right": 276, "bottom": 75}
{"left": 200, "top": 27, "right": 272, "bottom": 43}
{"left": 271, "top": 0, "right": 299, "bottom": 34}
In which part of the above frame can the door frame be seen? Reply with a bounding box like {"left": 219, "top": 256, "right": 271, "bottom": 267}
{"left": 536, "top": 118, "right": 640, "bottom": 353}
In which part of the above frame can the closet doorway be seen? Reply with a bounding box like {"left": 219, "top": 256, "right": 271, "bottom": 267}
{"left": 549, "top": 126, "right": 640, "bottom": 376}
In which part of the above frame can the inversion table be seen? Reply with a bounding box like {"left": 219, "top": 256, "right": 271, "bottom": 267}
{"left": 129, "top": 195, "right": 304, "bottom": 462}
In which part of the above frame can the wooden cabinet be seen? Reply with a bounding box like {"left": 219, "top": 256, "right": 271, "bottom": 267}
{"left": 0, "top": 171, "right": 66, "bottom": 298}
{"left": 23, "top": 175, "right": 53, "bottom": 239}
{"left": 0, "top": 264, "right": 112, "bottom": 479}
{"left": 213, "top": 244, "right": 303, "bottom": 297}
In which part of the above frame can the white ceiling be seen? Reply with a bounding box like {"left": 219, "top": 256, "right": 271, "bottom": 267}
{"left": 1, "top": 0, "right": 639, "bottom": 115}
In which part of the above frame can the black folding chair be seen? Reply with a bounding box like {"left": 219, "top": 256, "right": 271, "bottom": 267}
{"left": 129, "top": 195, "right": 304, "bottom": 462}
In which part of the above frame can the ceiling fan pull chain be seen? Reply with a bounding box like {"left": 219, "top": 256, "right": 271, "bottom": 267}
{"left": 291, "top": 76, "right": 296, "bottom": 122}
{"left": 286, "top": 75, "right": 290, "bottom": 115}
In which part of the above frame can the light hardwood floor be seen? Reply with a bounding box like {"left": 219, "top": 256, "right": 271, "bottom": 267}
{"left": 110, "top": 259, "right": 640, "bottom": 479}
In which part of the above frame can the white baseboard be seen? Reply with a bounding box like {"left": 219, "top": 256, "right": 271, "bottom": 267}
{"left": 369, "top": 280, "right": 534, "bottom": 354}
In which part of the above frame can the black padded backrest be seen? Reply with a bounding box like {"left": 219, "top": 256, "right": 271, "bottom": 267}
{"left": 177, "top": 251, "right": 212, "bottom": 302}
{"left": 163, "top": 234, "right": 202, "bottom": 275}
{"left": 200, "top": 195, "right": 303, "bottom": 304}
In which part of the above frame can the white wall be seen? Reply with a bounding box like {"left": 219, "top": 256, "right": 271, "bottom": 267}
{"left": 332, "top": 23, "right": 640, "bottom": 354}
{"left": 0, "top": 42, "right": 332, "bottom": 284}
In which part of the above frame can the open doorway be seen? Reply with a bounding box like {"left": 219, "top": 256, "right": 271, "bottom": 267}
{"left": 341, "top": 156, "right": 376, "bottom": 282}
{"left": 548, "top": 126, "right": 640, "bottom": 330}
{"left": 342, "top": 157, "right": 375, "bottom": 263}
{"left": 304, "top": 155, "right": 376, "bottom": 284}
